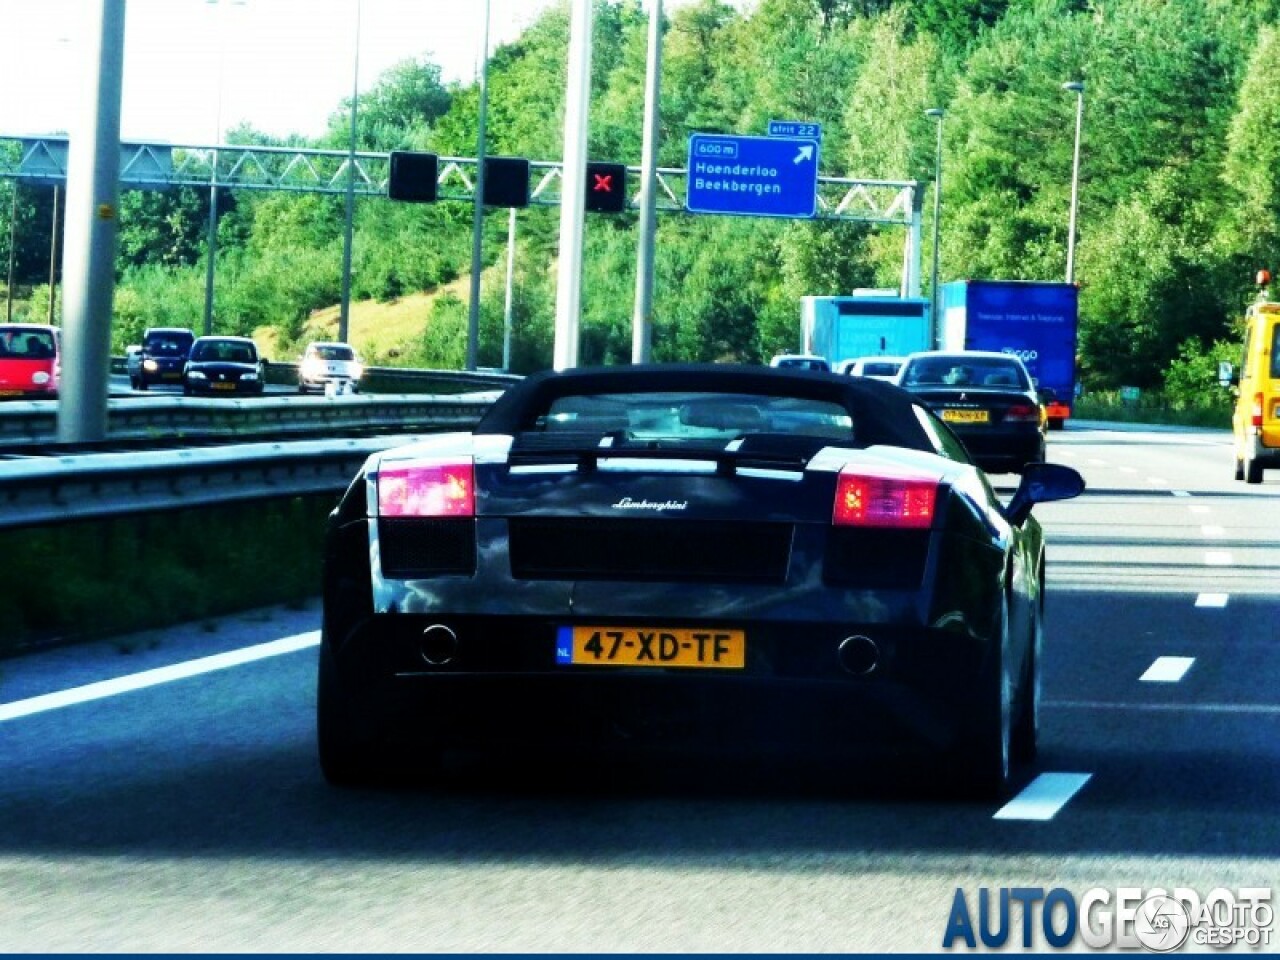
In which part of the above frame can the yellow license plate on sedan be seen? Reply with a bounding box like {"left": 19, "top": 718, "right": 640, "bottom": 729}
{"left": 212, "top": 382, "right": 236, "bottom": 391}
{"left": 557, "top": 626, "right": 745, "bottom": 669}
{"left": 941, "top": 408, "right": 990, "bottom": 424}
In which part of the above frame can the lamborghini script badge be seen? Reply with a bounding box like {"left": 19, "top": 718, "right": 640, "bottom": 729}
{"left": 612, "top": 497, "right": 689, "bottom": 512}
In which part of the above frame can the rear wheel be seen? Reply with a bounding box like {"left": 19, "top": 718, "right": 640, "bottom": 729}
{"left": 317, "top": 636, "right": 387, "bottom": 787}
{"left": 1012, "top": 599, "right": 1042, "bottom": 765}
{"left": 951, "top": 602, "right": 1013, "bottom": 801}
{"left": 1244, "top": 449, "right": 1264, "bottom": 484}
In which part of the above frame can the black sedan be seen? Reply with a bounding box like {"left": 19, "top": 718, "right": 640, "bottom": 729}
{"left": 183, "top": 336, "right": 265, "bottom": 396}
{"left": 317, "top": 365, "right": 1084, "bottom": 798}
{"left": 895, "top": 350, "right": 1047, "bottom": 474}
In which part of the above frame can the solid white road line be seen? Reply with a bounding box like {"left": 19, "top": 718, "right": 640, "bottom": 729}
{"left": 1205, "top": 552, "right": 1234, "bottom": 566}
{"left": 994, "top": 772, "right": 1092, "bottom": 822}
{"left": 1195, "top": 593, "right": 1230, "bottom": 608}
{"left": 0, "top": 631, "right": 322, "bottom": 722}
{"left": 1140, "top": 656, "right": 1195, "bottom": 683}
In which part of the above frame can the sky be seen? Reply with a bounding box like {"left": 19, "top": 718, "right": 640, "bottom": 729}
{"left": 0, "top": 0, "right": 577, "bottom": 145}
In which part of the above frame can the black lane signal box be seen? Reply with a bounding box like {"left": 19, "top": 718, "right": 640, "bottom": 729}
{"left": 387, "top": 151, "right": 439, "bottom": 203}
{"left": 585, "top": 162, "right": 628, "bottom": 213}
{"left": 483, "top": 156, "right": 531, "bottom": 208}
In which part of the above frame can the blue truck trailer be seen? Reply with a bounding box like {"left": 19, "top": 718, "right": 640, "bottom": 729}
{"left": 800, "top": 295, "right": 932, "bottom": 368}
{"left": 940, "top": 280, "right": 1079, "bottom": 428}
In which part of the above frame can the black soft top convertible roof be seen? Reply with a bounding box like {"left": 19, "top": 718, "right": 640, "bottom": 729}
{"left": 475, "top": 363, "right": 934, "bottom": 452}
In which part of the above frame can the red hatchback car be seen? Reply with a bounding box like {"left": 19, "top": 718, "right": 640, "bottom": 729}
{"left": 0, "top": 324, "right": 60, "bottom": 400}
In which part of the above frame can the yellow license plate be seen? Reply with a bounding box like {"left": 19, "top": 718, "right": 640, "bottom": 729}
{"left": 212, "top": 382, "right": 236, "bottom": 391}
{"left": 0, "top": 389, "right": 21, "bottom": 397}
{"left": 558, "top": 626, "right": 745, "bottom": 669}
{"left": 942, "top": 408, "right": 990, "bottom": 424}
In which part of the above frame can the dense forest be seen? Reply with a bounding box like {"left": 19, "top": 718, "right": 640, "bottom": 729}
{"left": 5, "top": 0, "right": 1280, "bottom": 401}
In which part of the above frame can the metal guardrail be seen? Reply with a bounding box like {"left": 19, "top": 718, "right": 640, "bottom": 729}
{"left": 0, "top": 435, "right": 428, "bottom": 531}
{"left": 0, "top": 393, "right": 497, "bottom": 447}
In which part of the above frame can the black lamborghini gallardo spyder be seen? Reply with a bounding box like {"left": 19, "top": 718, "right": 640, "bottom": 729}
{"left": 318, "top": 364, "right": 1084, "bottom": 797}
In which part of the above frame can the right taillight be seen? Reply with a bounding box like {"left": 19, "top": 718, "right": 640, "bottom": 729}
{"left": 1252, "top": 393, "right": 1264, "bottom": 428}
{"left": 377, "top": 458, "right": 475, "bottom": 517}
{"left": 833, "top": 466, "right": 939, "bottom": 529}
{"left": 1005, "top": 403, "right": 1041, "bottom": 423}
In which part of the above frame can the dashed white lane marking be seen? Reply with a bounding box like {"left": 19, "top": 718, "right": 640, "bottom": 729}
{"left": 1087, "top": 458, "right": 1108, "bottom": 466}
{"left": 1119, "top": 466, "right": 1138, "bottom": 474}
{"left": 0, "top": 631, "right": 321, "bottom": 722}
{"left": 1189, "top": 505, "right": 1211, "bottom": 515}
{"left": 1171, "top": 490, "right": 1191, "bottom": 497}
{"left": 1205, "top": 551, "right": 1234, "bottom": 566}
{"left": 1201, "top": 525, "right": 1226, "bottom": 537}
{"left": 1196, "top": 593, "right": 1230, "bottom": 608}
{"left": 1147, "top": 476, "right": 1168, "bottom": 485}
{"left": 1048, "top": 700, "right": 1280, "bottom": 716}
{"left": 1140, "top": 656, "right": 1195, "bottom": 683}
{"left": 994, "top": 773, "right": 1092, "bottom": 821}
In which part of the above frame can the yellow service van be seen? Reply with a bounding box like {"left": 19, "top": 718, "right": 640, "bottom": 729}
{"left": 1225, "top": 300, "right": 1280, "bottom": 483}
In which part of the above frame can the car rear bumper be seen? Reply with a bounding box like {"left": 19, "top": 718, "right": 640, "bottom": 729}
{"left": 327, "top": 612, "right": 997, "bottom": 754}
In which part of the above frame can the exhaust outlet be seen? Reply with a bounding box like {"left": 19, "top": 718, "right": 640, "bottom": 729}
{"left": 419, "top": 624, "right": 459, "bottom": 666}
{"left": 838, "top": 634, "right": 880, "bottom": 676}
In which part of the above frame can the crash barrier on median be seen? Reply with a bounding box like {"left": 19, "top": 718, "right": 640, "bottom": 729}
{"left": 109, "top": 356, "right": 521, "bottom": 395}
{"left": 0, "top": 435, "right": 430, "bottom": 531}
{"left": 0, "top": 393, "right": 498, "bottom": 447}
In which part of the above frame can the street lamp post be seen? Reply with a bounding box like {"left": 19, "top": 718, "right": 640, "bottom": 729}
{"left": 203, "top": 0, "right": 245, "bottom": 336}
{"left": 1063, "top": 80, "right": 1084, "bottom": 284}
{"left": 925, "top": 107, "right": 944, "bottom": 348}
{"left": 337, "top": 0, "right": 362, "bottom": 345}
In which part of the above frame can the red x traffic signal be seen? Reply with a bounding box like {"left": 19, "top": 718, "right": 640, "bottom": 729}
{"left": 585, "top": 162, "right": 627, "bottom": 213}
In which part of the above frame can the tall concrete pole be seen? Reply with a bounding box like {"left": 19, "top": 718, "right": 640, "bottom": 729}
{"left": 58, "top": 0, "right": 125, "bottom": 443}
{"left": 502, "top": 206, "right": 516, "bottom": 371}
{"left": 465, "top": 0, "right": 492, "bottom": 371}
{"left": 338, "top": 0, "right": 362, "bottom": 344}
{"left": 552, "top": 0, "right": 594, "bottom": 370}
{"left": 6, "top": 185, "right": 18, "bottom": 323}
{"left": 48, "top": 185, "right": 62, "bottom": 325}
{"left": 925, "top": 108, "right": 944, "bottom": 348}
{"left": 1063, "top": 81, "right": 1085, "bottom": 284}
{"left": 631, "top": 0, "right": 662, "bottom": 365}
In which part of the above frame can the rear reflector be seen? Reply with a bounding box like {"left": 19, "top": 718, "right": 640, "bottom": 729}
{"left": 378, "top": 458, "right": 475, "bottom": 517}
{"left": 1252, "top": 393, "right": 1264, "bottom": 428}
{"left": 833, "top": 466, "right": 938, "bottom": 529}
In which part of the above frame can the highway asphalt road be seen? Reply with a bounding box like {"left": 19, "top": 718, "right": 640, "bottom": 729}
{"left": 0, "top": 423, "right": 1276, "bottom": 951}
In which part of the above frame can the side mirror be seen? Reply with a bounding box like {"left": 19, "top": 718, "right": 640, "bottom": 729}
{"left": 1005, "top": 462, "right": 1086, "bottom": 526}
{"left": 1217, "top": 361, "right": 1237, "bottom": 387}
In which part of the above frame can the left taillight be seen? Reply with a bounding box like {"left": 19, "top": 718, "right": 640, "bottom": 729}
{"left": 377, "top": 458, "right": 475, "bottom": 517}
{"left": 833, "top": 466, "right": 939, "bottom": 529}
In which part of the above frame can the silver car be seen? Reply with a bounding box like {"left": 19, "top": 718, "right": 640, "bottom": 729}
{"left": 299, "top": 341, "right": 364, "bottom": 394}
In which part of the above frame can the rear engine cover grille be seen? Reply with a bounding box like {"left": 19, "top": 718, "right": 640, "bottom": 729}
{"left": 379, "top": 518, "right": 477, "bottom": 577}
{"left": 509, "top": 518, "right": 792, "bottom": 583}
{"left": 824, "top": 529, "right": 930, "bottom": 588}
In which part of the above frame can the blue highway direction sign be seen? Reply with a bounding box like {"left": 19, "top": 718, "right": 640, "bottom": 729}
{"left": 686, "top": 133, "right": 819, "bottom": 219}
{"left": 767, "top": 119, "right": 823, "bottom": 142}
